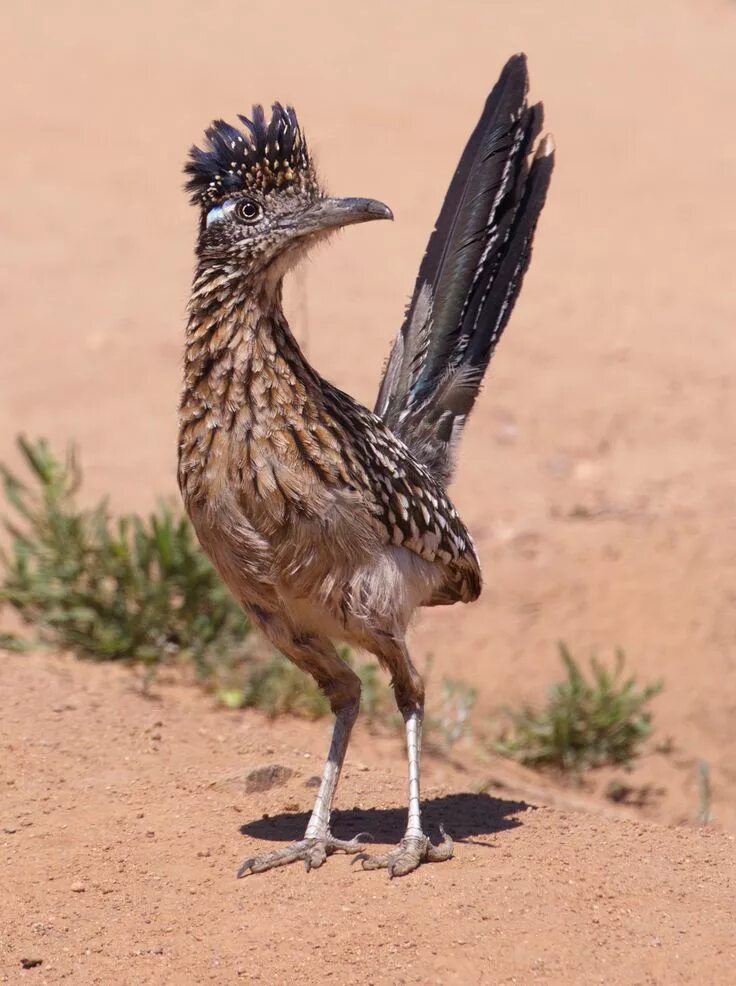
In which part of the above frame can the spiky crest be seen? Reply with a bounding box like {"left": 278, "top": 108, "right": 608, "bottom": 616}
{"left": 184, "top": 103, "right": 315, "bottom": 206}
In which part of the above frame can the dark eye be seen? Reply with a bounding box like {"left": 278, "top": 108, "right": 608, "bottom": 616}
{"left": 235, "top": 199, "right": 261, "bottom": 224}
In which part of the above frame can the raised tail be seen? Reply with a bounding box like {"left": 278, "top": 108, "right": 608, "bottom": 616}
{"left": 374, "top": 54, "right": 554, "bottom": 486}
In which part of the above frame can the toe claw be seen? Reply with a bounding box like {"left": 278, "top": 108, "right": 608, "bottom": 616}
{"left": 326, "top": 832, "right": 371, "bottom": 854}
{"left": 351, "top": 828, "right": 454, "bottom": 876}
{"left": 237, "top": 859, "right": 255, "bottom": 878}
{"left": 237, "top": 831, "right": 371, "bottom": 877}
{"left": 427, "top": 822, "right": 454, "bottom": 863}
{"left": 360, "top": 855, "right": 390, "bottom": 871}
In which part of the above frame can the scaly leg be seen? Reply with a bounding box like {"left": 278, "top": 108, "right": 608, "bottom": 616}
{"left": 238, "top": 634, "right": 369, "bottom": 877}
{"left": 356, "top": 641, "right": 454, "bottom": 877}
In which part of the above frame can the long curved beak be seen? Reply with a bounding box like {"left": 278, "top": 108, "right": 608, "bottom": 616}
{"left": 307, "top": 196, "right": 393, "bottom": 232}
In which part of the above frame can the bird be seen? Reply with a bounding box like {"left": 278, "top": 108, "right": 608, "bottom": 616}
{"left": 178, "top": 53, "right": 554, "bottom": 878}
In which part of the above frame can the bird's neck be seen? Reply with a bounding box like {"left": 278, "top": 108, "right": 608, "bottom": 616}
{"left": 178, "top": 259, "right": 320, "bottom": 493}
{"left": 182, "top": 259, "right": 316, "bottom": 397}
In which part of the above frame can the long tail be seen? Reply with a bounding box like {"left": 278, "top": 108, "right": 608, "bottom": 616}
{"left": 374, "top": 54, "right": 554, "bottom": 486}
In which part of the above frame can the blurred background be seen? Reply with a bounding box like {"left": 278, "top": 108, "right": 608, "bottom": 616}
{"left": 2, "top": 0, "right": 735, "bottom": 827}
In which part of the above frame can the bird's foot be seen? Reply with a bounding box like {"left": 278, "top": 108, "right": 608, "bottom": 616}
{"left": 237, "top": 831, "right": 371, "bottom": 877}
{"left": 353, "top": 824, "right": 454, "bottom": 877}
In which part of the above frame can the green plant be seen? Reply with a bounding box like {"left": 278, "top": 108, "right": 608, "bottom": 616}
{"left": 695, "top": 759, "right": 713, "bottom": 826}
{"left": 0, "top": 436, "right": 251, "bottom": 675}
{"left": 217, "top": 646, "right": 390, "bottom": 719}
{"left": 493, "top": 643, "right": 663, "bottom": 774}
{"left": 238, "top": 652, "right": 332, "bottom": 718}
{"left": 424, "top": 677, "right": 477, "bottom": 752}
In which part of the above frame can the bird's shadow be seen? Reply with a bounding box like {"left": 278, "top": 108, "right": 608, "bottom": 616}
{"left": 240, "top": 792, "right": 532, "bottom": 847}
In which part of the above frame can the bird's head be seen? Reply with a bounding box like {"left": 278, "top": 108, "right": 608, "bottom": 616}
{"left": 184, "top": 103, "right": 392, "bottom": 278}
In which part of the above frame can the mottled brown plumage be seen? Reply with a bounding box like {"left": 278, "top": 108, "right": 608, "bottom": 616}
{"left": 179, "top": 56, "right": 553, "bottom": 877}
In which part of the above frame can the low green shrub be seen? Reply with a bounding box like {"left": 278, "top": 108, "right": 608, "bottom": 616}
{"left": 493, "top": 643, "right": 662, "bottom": 774}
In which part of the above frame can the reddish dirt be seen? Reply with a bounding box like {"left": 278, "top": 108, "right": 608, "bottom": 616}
{"left": 2, "top": 0, "right": 736, "bottom": 983}
{"left": 2, "top": 652, "right": 735, "bottom": 985}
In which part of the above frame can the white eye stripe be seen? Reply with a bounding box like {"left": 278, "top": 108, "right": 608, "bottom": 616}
{"left": 206, "top": 199, "right": 236, "bottom": 227}
{"left": 205, "top": 205, "right": 224, "bottom": 227}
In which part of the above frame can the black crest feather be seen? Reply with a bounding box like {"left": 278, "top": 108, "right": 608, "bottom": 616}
{"left": 184, "top": 103, "right": 313, "bottom": 206}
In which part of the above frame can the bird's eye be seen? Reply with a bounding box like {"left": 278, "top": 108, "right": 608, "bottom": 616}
{"left": 235, "top": 199, "right": 261, "bottom": 224}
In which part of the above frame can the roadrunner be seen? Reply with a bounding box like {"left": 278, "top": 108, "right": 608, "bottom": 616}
{"left": 179, "top": 54, "right": 553, "bottom": 877}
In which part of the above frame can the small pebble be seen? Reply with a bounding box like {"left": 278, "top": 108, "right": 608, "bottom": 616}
{"left": 70, "top": 880, "right": 85, "bottom": 893}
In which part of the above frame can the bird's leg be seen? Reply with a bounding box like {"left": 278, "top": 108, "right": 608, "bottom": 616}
{"left": 404, "top": 706, "right": 424, "bottom": 841}
{"left": 303, "top": 698, "right": 358, "bottom": 840}
{"left": 238, "top": 635, "right": 369, "bottom": 877}
{"left": 356, "top": 642, "right": 453, "bottom": 877}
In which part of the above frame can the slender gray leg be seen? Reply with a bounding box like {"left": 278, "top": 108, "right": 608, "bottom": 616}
{"left": 356, "top": 640, "right": 454, "bottom": 877}
{"left": 404, "top": 708, "right": 424, "bottom": 839}
{"left": 304, "top": 699, "right": 358, "bottom": 838}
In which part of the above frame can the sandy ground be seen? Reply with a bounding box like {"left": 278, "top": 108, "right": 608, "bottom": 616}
{"left": 2, "top": 0, "right": 736, "bottom": 982}
{"left": 2, "top": 652, "right": 735, "bottom": 985}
